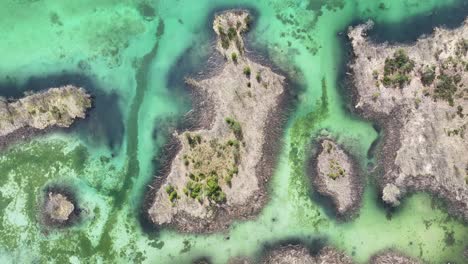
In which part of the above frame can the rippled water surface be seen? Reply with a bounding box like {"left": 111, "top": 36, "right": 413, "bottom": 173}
{"left": 0, "top": 0, "right": 467, "bottom": 263}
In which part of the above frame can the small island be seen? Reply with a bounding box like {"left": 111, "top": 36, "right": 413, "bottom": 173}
{"left": 0, "top": 85, "right": 91, "bottom": 148}
{"left": 310, "top": 139, "right": 362, "bottom": 217}
{"left": 261, "top": 244, "right": 353, "bottom": 264}
{"left": 41, "top": 185, "right": 81, "bottom": 228}
{"left": 348, "top": 19, "right": 468, "bottom": 220}
{"left": 370, "top": 251, "right": 420, "bottom": 264}
{"left": 147, "top": 10, "right": 287, "bottom": 232}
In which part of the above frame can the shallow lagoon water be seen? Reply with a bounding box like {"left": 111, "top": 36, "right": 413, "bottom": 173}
{"left": 0, "top": 0, "right": 467, "bottom": 263}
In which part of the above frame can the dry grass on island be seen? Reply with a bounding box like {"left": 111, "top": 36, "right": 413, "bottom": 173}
{"left": 348, "top": 19, "right": 468, "bottom": 220}
{"left": 147, "top": 9, "right": 287, "bottom": 232}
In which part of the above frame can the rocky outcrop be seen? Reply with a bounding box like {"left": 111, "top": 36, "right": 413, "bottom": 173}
{"left": 147, "top": 10, "right": 287, "bottom": 232}
{"left": 0, "top": 85, "right": 91, "bottom": 146}
{"left": 370, "top": 251, "right": 421, "bottom": 264}
{"left": 311, "top": 139, "right": 362, "bottom": 217}
{"left": 348, "top": 19, "right": 468, "bottom": 220}
{"left": 261, "top": 245, "right": 353, "bottom": 264}
{"left": 44, "top": 192, "right": 75, "bottom": 222}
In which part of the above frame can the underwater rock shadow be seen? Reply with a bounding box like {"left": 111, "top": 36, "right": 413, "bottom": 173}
{"left": 0, "top": 73, "right": 125, "bottom": 151}
{"left": 367, "top": 1, "right": 468, "bottom": 44}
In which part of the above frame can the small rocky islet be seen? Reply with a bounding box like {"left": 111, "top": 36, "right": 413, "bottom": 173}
{"left": 309, "top": 138, "right": 362, "bottom": 218}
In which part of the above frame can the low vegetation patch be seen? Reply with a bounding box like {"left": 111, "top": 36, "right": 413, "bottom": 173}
{"left": 327, "top": 159, "right": 346, "bottom": 180}
{"left": 382, "top": 49, "right": 415, "bottom": 88}
{"left": 181, "top": 134, "right": 241, "bottom": 204}
{"left": 225, "top": 117, "right": 243, "bottom": 139}
{"left": 165, "top": 185, "right": 179, "bottom": 203}
{"left": 434, "top": 73, "right": 459, "bottom": 106}
{"left": 420, "top": 65, "right": 436, "bottom": 86}
{"left": 218, "top": 26, "right": 230, "bottom": 49}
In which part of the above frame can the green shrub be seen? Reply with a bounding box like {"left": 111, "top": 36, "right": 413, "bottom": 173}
{"left": 256, "top": 72, "right": 261, "bottom": 83}
{"left": 227, "top": 27, "right": 237, "bottom": 40}
{"left": 457, "top": 105, "right": 464, "bottom": 118}
{"left": 420, "top": 66, "right": 436, "bottom": 86}
{"left": 186, "top": 181, "right": 203, "bottom": 200}
{"left": 383, "top": 49, "right": 415, "bottom": 88}
{"left": 165, "top": 185, "right": 178, "bottom": 202}
{"left": 225, "top": 117, "right": 243, "bottom": 139}
{"left": 218, "top": 26, "right": 230, "bottom": 49}
{"left": 227, "top": 139, "right": 240, "bottom": 148}
{"left": 243, "top": 66, "right": 251, "bottom": 77}
{"left": 231, "top": 52, "right": 238, "bottom": 63}
{"left": 205, "top": 176, "right": 226, "bottom": 203}
{"left": 434, "top": 73, "right": 458, "bottom": 106}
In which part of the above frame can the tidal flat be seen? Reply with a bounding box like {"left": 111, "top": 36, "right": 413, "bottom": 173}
{"left": 0, "top": 0, "right": 467, "bottom": 263}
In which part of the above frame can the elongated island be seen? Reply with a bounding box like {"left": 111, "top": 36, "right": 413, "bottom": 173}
{"left": 348, "top": 19, "right": 468, "bottom": 220}
{"left": 147, "top": 10, "right": 288, "bottom": 232}
{"left": 0, "top": 85, "right": 91, "bottom": 148}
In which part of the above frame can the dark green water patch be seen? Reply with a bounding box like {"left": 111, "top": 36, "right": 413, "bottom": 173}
{"left": 367, "top": 0, "right": 468, "bottom": 44}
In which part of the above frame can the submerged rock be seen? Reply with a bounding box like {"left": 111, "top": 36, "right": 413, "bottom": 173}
{"left": 44, "top": 192, "right": 75, "bottom": 222}
{"left": 311, "top": 139, "right": 362, "bottom": 217}
{"left": 147, "top": 9, "right": 288, "bottom": 232}
{"left": 348, "top": 19, "right": 468, "bottom": 220}
{"left": 261, "top": 245, "right": 353, "bottom": 264}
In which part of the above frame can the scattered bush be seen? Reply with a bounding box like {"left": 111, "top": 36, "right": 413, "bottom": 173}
{"left": 256, "top": 72, "right": 261, "bottom": 83}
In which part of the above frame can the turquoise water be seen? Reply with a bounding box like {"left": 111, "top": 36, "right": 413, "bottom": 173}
{"left": 0, "top": 0, "right": 467, "bottom": 263}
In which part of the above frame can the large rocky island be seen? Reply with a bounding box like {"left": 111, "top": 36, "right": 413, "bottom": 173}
{"left": 348, "top": 19, "right": 468, "bottom": 219}
{"left": 147, "top": 10, "right": 287, "bottom": 232}
{"left": 0, "top": 85, "right": 91, "bottom": 147}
